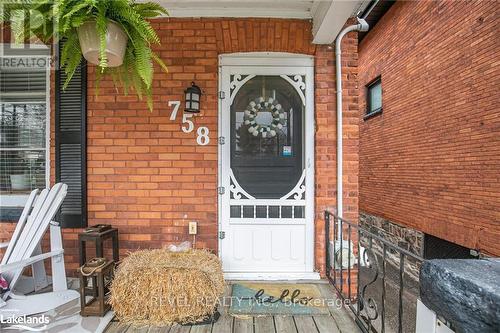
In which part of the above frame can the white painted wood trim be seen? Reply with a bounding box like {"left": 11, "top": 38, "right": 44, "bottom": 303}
{"left": 225, "top": 272, "right": 321, "bottom": 281}
{"left": 230, "top": 199, "right": 306, "bottom": 206}
{"left": 228, "top": 218, "right": 306, "bottom": 225}
{"left": 44, "top": 60, "right": 51, "bottom": 189}
{"left": 312, "top": 1, "right": 360, "bottom": 44}
{"left": 150, "top": 2, "right": 314, "bottom": 19}
{"left": 218, "top": 52, "right": 316, "bottom": 278}
{"left": 220, "top": 52, "right": 314, "bottom": 67}
{"left": 305, "top": 64, "right": 315, "bottom": 274}
{"left": 158, "top": 9, "right": 312, "bottom": 19}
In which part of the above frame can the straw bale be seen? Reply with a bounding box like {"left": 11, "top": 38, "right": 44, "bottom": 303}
{"left": 109, "top": 248, "right": 224, "bottom": 326}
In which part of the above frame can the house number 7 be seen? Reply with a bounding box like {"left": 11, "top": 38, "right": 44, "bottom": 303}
{"left": 168, "top": 100, "right": 180, "bottom": 121}
{"left": 168, "top": 100, "right": 210, "bottom": 146}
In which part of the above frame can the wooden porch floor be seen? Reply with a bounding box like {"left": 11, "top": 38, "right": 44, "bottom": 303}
{"left": 104, "top": 282, "right": 361, "bottom": 333}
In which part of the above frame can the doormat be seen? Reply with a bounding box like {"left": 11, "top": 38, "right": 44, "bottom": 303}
{"left": 228, "top": 283, "right": 330, "bottom": 315}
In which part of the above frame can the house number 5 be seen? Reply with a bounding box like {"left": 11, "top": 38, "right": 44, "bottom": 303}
{"left": 181, "top": 113, "right": 194, "bottom": 133}
{"left": 168, "top": 100, "right": 210, "bottom": 146}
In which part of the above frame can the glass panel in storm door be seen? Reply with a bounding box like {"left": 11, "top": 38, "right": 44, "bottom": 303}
{"left": 231, "top": 76, "right": 304, "bottom": 199}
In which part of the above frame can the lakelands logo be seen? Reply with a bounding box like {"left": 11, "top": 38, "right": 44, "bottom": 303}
{"left": 0, "top": 314, "right": 50, "bottom": 331}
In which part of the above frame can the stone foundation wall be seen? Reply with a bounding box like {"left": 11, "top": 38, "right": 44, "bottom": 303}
{"left": 360, "top": 211, "right": 424, "bottom": 280}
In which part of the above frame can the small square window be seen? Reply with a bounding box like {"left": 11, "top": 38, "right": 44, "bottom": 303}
{"left": 365, "top": 77, "right": 382, "bottom": 118}
{"left": 269, "top": 206, "right": 280, "bottom": 218}
{"left": 243, "top": 205, "right": 254, "bottom": 218}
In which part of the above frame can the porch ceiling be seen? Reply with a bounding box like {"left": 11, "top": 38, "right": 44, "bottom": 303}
{"left": 152, "top": 0, "right": 316, "bottom": 19}
{"left": 147, "top": 0, "right": 369, "bottom": 44}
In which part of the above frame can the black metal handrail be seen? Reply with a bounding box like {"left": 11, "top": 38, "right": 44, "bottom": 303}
{"left": 325, "top": 210, "right": 423, "bottom": 333}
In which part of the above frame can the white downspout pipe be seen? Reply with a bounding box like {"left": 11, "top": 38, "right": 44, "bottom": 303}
{"left": 335, "top": 17, "right": 368, "bottom": 241}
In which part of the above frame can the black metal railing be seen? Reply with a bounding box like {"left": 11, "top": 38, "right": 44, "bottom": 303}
{"left": 325, "top": 210, "right": 423, "bottom": 333}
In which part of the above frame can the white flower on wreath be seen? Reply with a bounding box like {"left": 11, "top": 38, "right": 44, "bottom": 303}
{"left": 243, "top": 96, "right": 285, "bottom": 138}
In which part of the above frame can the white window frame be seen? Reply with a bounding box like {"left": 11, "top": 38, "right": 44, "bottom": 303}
{"left": 0, "top": 45, "right": 51, "bottom": 207}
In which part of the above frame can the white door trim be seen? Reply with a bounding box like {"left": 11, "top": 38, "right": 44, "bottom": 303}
{"left": 225, "top": 272, "right": 320, "bottom": 281}
{"left": 219, "top": 52, "right": 314, "bottom": 67}
{"left": 218, "top": 52, "right": 316, "bottom": 280}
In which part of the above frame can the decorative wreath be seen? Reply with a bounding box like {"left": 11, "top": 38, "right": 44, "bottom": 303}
{"left": 243, "top": 97, "right": 285, "bottom": 138}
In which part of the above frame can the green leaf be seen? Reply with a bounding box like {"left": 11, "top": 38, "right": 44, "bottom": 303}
{"left": 61, "top": 33, "right": 83, "bottom": 89}
{"left": 151, "top": 52, "right": 168, "bottom": 73}
{"left": 95, "top": 2, "right": 108, "bottom": 68}
{"left": 145, "top": 88, "right": 153, "bottom": 112}
{"left": 61, "top": 1, "right": 91, "bottom": 32}
{"left": 132, "top": 3, "right": 168, "bottom": 18}
{"left": 94, "top": 66, "right": 102, "bottom": 96}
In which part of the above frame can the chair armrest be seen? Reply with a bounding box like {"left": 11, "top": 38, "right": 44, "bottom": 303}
{"left": 0, "top": 242, "right": 8, "bottom": 249}
{"left": 0, "top": 249, "right": 64, "bottom": 274}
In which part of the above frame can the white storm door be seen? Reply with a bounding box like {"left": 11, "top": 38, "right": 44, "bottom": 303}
{"left": 218, "top": 53, "right": 315, "bottom": 278}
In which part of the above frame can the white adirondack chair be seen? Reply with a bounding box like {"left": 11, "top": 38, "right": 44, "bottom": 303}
{"left": 0, "top": 183, "right": 79, "bottom": 318}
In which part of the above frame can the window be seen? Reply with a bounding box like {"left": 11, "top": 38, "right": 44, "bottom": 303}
{"left": 230, "top": 75, "right": 304, "bottom": 199}
{"left": 0, "top": 51, "right": 50, "bottom": 206}
{"left": 365, "top": 76, "right": 382, "bottom": 118}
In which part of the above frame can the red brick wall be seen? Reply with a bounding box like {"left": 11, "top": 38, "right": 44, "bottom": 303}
{"left": 1, "top": 18, "right": 360, "bottom": 276}
{"left": 358, "top": 1, "right": 500, "bottom": 256}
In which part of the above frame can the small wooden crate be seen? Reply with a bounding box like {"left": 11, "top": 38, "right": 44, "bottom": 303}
{"left": 78, "top": 259, "right": 115, "bottom": 317}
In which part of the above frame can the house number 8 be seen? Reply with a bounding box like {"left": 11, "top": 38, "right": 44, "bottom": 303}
{"left": 196, "top": 127, "right": 210, "bottom": 146}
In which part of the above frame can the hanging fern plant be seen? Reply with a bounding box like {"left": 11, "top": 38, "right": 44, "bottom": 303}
{"left": 3, "top": 0, "right": 168, "bottom": 111}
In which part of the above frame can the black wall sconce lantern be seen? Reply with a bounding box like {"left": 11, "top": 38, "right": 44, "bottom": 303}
{"left": 184, "top": 82, "right": 202, "bottom": 113}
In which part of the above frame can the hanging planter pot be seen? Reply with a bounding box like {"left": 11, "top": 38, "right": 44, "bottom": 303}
{"left": 77, "top": 20, "right": 128, "bottom": 67}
